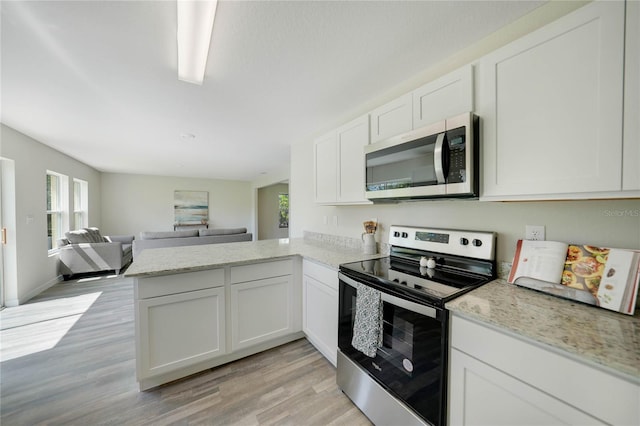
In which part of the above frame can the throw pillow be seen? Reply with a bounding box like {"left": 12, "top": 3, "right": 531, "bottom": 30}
{"left": 65, "top": 229, "right": 93, "bottom": 244}
{"left": 85, "top": 227, "right": 105, "bottom": 243}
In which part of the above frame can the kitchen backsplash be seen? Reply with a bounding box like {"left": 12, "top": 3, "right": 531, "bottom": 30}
{"left": 305, "top": 230, "right": 513, "bottom": 280}
{"left": 303, "top": 230, "right": 390, "bottom": 255}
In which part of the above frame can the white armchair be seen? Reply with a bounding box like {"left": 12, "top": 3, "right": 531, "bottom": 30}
{"left": 57, "top": 228, "right": 134, "bottom": 278}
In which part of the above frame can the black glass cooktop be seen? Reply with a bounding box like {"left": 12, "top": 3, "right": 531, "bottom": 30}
{"left": 339, "top": 255, "right": 492, "bottom": 305}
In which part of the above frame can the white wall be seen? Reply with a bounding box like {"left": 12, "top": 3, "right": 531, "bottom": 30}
{"left": 289, "top": 1, "right": 640, "bottom": 264}
{"left": 0, "top": 124, "right": 102, "bottom": 305}
{"left": 100, "top": 173, "right": 253, "bottom": 239}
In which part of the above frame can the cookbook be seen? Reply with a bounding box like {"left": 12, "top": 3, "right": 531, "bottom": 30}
{"left": 508, "top": 240, "right": 640, "bottom": 315}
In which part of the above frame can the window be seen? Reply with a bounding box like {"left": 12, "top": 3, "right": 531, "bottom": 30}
{"left": 47, "top": 171, "right": 68, "bottom": 251}
{"left": 73, "top": 179, "right": 88, "bottom": 229}
{"left": 278, "top": 193, "right": 289, "bottom": 228}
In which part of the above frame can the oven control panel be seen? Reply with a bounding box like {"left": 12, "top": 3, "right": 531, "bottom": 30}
{"left": 389, "top": 226, "right": 496, "bottom": 260}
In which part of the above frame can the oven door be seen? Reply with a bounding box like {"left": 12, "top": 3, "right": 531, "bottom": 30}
{"left": 338, "top": 272, "right": 447, "bottom": 426}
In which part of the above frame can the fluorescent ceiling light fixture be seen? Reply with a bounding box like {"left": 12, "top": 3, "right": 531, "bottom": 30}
{"left": 177, "top": 0, "right": 218, "bottom": 85}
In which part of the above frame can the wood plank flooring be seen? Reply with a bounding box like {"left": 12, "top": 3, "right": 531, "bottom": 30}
{"left": 0, "top": 275, "right": 371, "bottom": 425}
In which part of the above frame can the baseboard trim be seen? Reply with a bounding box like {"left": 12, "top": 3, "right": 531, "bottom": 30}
{"left": 6, "top": 275, "right": 64, "bottom": 306}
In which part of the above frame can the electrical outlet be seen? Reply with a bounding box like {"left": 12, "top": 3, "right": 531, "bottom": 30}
{"left": 525, "top": 225, "right": 545, "bottom": 241}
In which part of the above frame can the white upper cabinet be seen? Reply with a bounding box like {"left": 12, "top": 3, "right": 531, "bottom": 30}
{"left": 624, "top": 0, "right": 640, "bottom": 191}
{"left": 337, "top": 115, "right": 370, "bottom": 203}
{"left": 369, "top": 93, "right": 413, "bottom": 144}
{"left": 413, "top": 65, "right": 474, "bottom": 129}
{"left": 369, "top": 65, "right": 474, "bottom": 145}
{"left": 314, "top": 114, "right": 371, "bottom": 205}
{"left": 479, "top": 1, "right": 629, "bottom": 200}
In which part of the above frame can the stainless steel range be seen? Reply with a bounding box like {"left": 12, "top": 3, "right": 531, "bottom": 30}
{"left": 337, "top": 225, "right": 496, "bottom": 426}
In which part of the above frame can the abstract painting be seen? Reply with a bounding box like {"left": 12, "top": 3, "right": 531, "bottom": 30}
{"left": 174, "top": 190, "right": 208, "bottom": 225}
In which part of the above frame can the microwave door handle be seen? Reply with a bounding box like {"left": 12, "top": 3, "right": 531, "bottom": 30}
{"left": 434, "top": 132, "right": 446, "bottom": 184}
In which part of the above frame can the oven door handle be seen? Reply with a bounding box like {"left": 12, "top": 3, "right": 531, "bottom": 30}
{"left": 339, "top": 273, "right": 438, "bottom": 319}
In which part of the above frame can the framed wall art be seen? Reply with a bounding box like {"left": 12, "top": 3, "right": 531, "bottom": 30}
{"left": 174, "top": 190, "right": 208, "bottom": 226}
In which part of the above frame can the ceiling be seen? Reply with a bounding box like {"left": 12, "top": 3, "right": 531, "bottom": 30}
{"left": 1, "top": 0, "right": 544, "bottom": 182}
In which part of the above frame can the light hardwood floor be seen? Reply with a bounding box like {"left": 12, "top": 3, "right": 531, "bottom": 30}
{"left": 0, "top": 274, "right": 371, "bottom": 425}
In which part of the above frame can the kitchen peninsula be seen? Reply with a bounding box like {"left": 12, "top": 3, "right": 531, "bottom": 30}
{"left": 126, "top": 237, "right": 639, "bottom": 426}
{"left": 125, "top": 237, "right": 381, "bottom": 391}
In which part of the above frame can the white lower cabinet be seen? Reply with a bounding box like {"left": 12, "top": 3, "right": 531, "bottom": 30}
{"left": 135, "top": 269, "right": 226, "bottom": 382}
{"left": 449, "top": 315, "right": 640, "bottom": 426}
{"left": 302, "top": 259, "right": 338, "bottom": 365}
{"left": 231, "top": 275, "right": 294, "bottom": 351}
{"left": 138, "top": 287, "right": 226, "bottom": 379}
{"left": 230, "top": 259, "right": 298, "bottom": 351}
{"left": 134, "top": 258, "right": 302, "bottom": 390}
{"left": 449, "top": 349, "right": 601, "bottom": 425}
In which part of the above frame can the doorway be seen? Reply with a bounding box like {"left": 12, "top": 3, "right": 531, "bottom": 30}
{"left": 257, "top": 182, "right": 289, "bottom": 240}
{"left": 0, "top": 158, "right": 17, "bottom": 308}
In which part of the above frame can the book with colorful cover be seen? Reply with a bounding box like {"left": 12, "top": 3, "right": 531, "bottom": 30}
{"left": 508, "top": 240, "right": 640, "bottom": 315}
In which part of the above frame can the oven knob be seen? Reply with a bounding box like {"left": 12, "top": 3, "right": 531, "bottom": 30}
{"left": 401, "top": 232, "right": 408, "bottom": 238}
{"left": 392, "top": 278, "right": 400, "bottom": 283}
{"left": 472, "top": 239, "right": 483, "bottom": 247}
{"left": 460, "top": 237, "right": 469, "bottom": 245}
{"left": 393, "top": 231, "right": 400, "bottom": 238}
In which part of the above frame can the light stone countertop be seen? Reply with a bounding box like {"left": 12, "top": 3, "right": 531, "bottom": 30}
{"left": 124, "top": 237, "right": 383, "bottom": 277}
{"left": 446, "top": 279, "right": 640, "bottom": 384}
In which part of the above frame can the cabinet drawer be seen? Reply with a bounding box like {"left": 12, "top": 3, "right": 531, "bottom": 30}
{"left": 230, "top": 259, "right": 293, "bottom": 284}
{"left": 302, "top": 259, "right": 337, "bottom": 290}
{"left": 136, "top": 269, "right": 225, "bottom": 299}
{"left": 451, "top": 315, "right": 639, "bottom": 426}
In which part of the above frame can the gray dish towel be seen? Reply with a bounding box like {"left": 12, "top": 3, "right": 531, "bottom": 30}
{"left": 351, "top": 283, "right": 383, "bottom": 358}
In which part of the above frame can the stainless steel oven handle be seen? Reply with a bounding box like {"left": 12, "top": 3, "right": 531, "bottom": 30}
{"left": 339, "top": 273, "right": 438, "bottom": 319}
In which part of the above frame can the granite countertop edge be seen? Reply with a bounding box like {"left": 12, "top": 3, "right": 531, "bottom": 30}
{"left": 124, "top": 238, "right": 382, "bottom": 277}
{"left": 446, "top": 279, "right": 640, "bottom": 384}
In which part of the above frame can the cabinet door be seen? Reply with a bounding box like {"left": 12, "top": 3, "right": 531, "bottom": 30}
{"left": 413, "top": 64, "right": 473, "bottom": 128}
{"left": 231, "top": 275, "right": 293, "bottom": 351}
{"left": 336, "top": 114, "right": 370, "bottom": 203}
{"left": 314, "top": 130, "right": 337, "bottom": 203}
{"left": 480, "top": 2, "right": 625, "bottom": 198}
{"left": 303, "top": 274, "right": 338, "bottom": 366}
{"left": 624, "top": 0, "right": 640, "bottom": 191}
{"left": 369, "top": 93, "right": 413, "bottom": 143}
{"left": 449, "top": 349, "right": 602, "bottom": 426}
{"left": 137, "top": 287, "right": 225, "bottom": 379}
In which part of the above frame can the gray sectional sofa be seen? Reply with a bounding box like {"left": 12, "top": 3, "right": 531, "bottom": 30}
{"left": 132, "top": 227, "right": 252, "bottom": 258}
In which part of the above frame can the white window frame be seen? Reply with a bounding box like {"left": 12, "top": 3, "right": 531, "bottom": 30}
{"left": 47, "top": 171, "right": 69, "bottom": 252}
{"left": 73, "top": 178, "right": 88, "bottom": 229}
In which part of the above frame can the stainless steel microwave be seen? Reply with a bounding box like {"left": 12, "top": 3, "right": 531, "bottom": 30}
{"left": 365, "top": 112, "right": 479, "bottom": 201}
